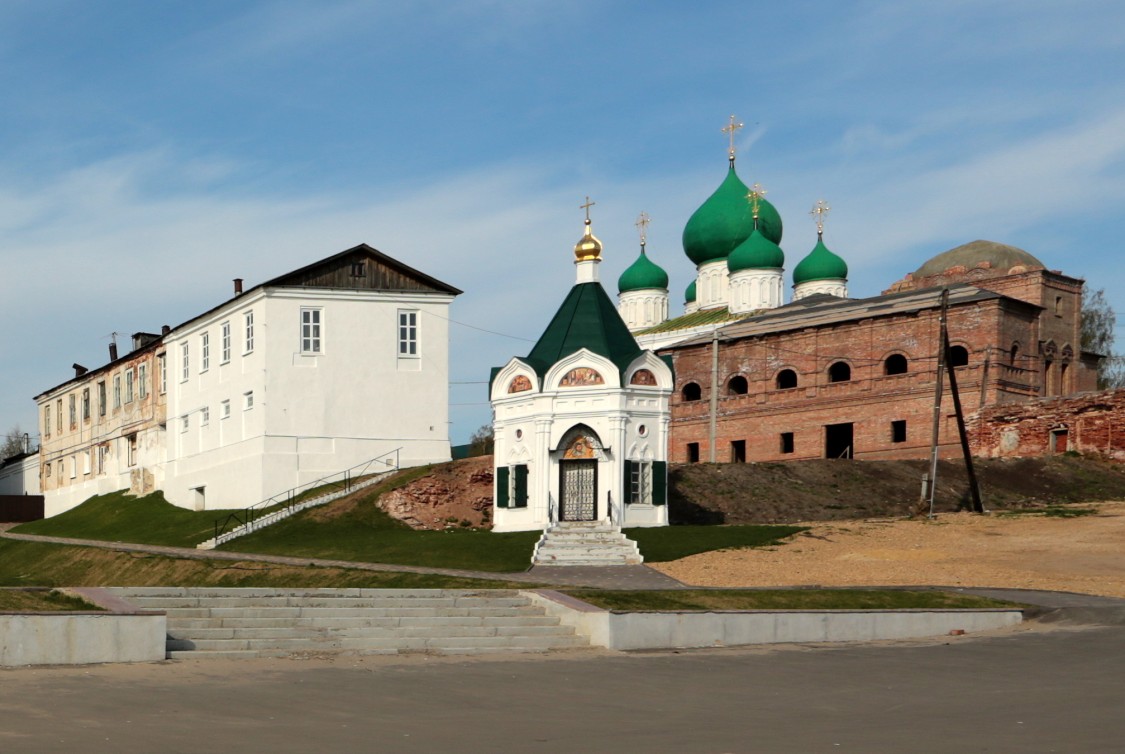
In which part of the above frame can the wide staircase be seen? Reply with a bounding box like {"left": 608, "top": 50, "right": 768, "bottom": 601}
{"left": 109, "top": 588, "right": 590, "bottom": 659}
{"left": 531, "top": 521, "right": 644, "bottom": 566}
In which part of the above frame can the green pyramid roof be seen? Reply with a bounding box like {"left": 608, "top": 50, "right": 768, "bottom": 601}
{"left": 728, "top": 227, "right": 784, "bottom": 272}
{"left": 617, "top": 248, "right": 669, "bottom": 293}
{"left": 793, "top": 236, "right": 848, "bottom": 285}
{"left": 682, "top": 165, "right": 782, "bottom": 266}
{"left": 685, "top": 279, "right": 697, "bottom": 303}
{"left": 521, "top": 282, "right": 643, "bottom": 380}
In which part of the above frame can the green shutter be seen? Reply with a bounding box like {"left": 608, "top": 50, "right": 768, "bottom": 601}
{"left": 652, "top": 461, "right": 667, "bottom": 506}
{"left": 496, "top": 466, "right": 510, "bottom": 508}
{"left": 513, "top": 464, "right": 528, "bottom": 508}
{"left": 623, "top": 460, "right": 634, "bottom": 505}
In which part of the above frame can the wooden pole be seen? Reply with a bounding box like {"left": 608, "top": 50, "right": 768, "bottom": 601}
{"left": 944, "top": 330, "right": 985, "bottom": 513}
{"left": 926, "top": 289, "right": 949, "bottom": 517}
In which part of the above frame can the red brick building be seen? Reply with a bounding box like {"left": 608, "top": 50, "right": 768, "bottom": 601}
{"left": 658, "top": 241, "right": 1101, "bottom": 463}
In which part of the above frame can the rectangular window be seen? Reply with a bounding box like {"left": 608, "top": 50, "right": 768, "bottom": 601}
{"left": 626, "top": 461, "right": 653, "bottom": 505}
{"left": 56, "top": 399, "right": 63, "bottom": 432}
{"left": 221, "top": 321, "right": 231, "bottom": 363}
{"left": 158, "top": 354, "right": 167, "bottom": 394}
{"left": 57, "top": 460, "right": 63, "bottom": 478}
{"left": 201, "top": 406, "right": 210, "bottom": 426}
{"left": 891, "top": 420, "right": 907, "bottom": 443}
{"left": 97, "top": 445, "right": 106, "bottom": 474}
{"left": 127, "top": 434, "right": 137, "bottom": 467}
{"left": 125, "top": 369, "right": 134, "bottom": 403}
{"left": 45, "top": 462, "right": 51, "bottom": 477}
{"left": 138, "top": 363, "right": 148, "bottom": 399}
{"left": 181, "top": 343, "right": 190, "bottom": 381}
{"left": 221, "top": 399, "right": 231, "bottom": 419}
{"left": 82, "top": 388, "right": 90, "bottom": 421}
{"left": 97, "top": 381, "right": 107, "bottom": 416}
{"left": 70, "top": 457, "right": 76, "bottom": 479}
{"left": 244, "top": 391, "right": 254, "bottom": 410}
{"left": 350, "top": 260, "right": 365, "bottom": 277}
{"left": 398, "top": 310, "right": 418, "bottom": 356}
{"left": 114, "top": 375, "right": 121, "bottom": 408}
{"left": 780, "top": 432, "right": 795, "bottom": 454}
{"left": 83, "top": 451, "right": 91, "bottom": 475}
{"left": 496, "top": 465, "right": 528, "bottom": 508}
{"left": 301, "top": 308, "right": 322, "bottom": 353}
{"left": 245, "top": 311, "right": 255, "bottom": 353}
{"left": 69, "top": 394, "right": 76, "bottom": 427}
{"left": 731, "top": 440, "right": 746, "bottom": 463}
{"left": 44, "top": 405, "right": 51, "bottom": 437}
{"left": 181, "top": 416, "right": 189, "bottom": 433}
{"left": 686, "top": 442, "right": 700, "bottom": 463}
{"left": 201, "top": 332, "right": 210, "bottom": 372}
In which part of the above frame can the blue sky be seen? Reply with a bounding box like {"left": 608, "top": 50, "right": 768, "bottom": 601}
{"left": 3, "top": 0, "right": 1125, "bottom": 446}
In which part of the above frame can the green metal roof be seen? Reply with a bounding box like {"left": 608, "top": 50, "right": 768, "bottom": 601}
{"left": 617, "top": 248, "right": 669, "bottom": 293}
{"left": 522, "top": 282, "right": 643, "bottom": 379}
{"left": 682, "top": 164, "right": 782, "bottom": 267}
{"left": 793, "top": 236, "right": 848, "bottom": 284}
{"left": 728, "top": 227, "right": 785, "bottom": 272}
{"left": 637, "top": 306, "right": 742, "bottom": 335}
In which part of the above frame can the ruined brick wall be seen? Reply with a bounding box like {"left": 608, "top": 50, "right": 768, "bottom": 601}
{"left": 969, "top": 389, "right": 1125, "bottom": 461}
{"left": 666, "top": 298, "right": 1036, "bottom": 463}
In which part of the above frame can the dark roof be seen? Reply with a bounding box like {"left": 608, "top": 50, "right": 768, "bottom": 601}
{"left": 670, "top": 283, "right": 1039, "bottom": 349}
{"left": 915, "top": 240, "right": 1044, "bottom": 278}
{"left": 522, "top": 283, "right": 643, "bottom": 378}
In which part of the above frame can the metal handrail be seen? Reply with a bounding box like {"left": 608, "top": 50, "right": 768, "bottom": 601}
{"left": 211, "top": 447, "right": 401, "bottom": 541}
{"left": 547, "top": 492, "right": 556, "bottom": 527}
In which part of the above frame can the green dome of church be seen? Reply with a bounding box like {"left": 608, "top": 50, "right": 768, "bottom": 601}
{"left": 728, "top": 228, "right": 784, "bottom": 272}
{"left": 685, "top": 280, "right": 697, "bottom": 303}
{"left": 793, "top": 237, "right": 848, "bottom": 285}
{"left": 682, "top": 166, "right": 782, "bottom": 267}
{"left": 617, "top": 249, "right": 669, "bottom": 293}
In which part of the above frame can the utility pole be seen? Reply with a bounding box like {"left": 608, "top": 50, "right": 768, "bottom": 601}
{"left": 944, "top": 329, "right": 984, "bottom": 513}
{"left": 708, "top": 331, "right": 719, "bottom": 462}
{"left": 925, "top": 290, "right": 949, "bottom": 517}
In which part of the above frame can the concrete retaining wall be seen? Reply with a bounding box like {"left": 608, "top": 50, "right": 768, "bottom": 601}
{"left": 529, "top": 591, "right": 1023, "bottom": 650}
{"left": 0, "top": 588, "right": 166, "bottom": 667}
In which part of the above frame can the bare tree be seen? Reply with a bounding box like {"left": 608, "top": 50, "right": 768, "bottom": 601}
{"left": 1081, "top": 288, "right": 1125, "bottom": 390}
{"left": 467, "top": 424, "right": 494, "bottom": 457}
{"left": 1, "top": 425, "right": 29, "bottom": 460}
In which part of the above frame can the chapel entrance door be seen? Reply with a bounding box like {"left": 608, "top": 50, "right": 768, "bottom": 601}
{"left": 559, "top": 460, "right": 597, "bottom": 521}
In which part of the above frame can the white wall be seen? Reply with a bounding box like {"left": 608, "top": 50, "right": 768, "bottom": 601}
{"left": 163, "top": 287, "right": 454, "bottom": 510}
{"left": 0, "top": 453, "right": 40, "bottom": 496}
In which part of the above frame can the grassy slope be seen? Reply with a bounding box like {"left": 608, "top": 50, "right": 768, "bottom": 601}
{"left": 565, "top": 589, "right": 1021, "bottom": 611}
{"left": 0, "top": 587, "right": 102, "bottom": 612}
{"left": 0, "top": 539, "right": 530, "bottom": 590}
{"left": 11, "top": 489, "right": 235, "bottom": 548}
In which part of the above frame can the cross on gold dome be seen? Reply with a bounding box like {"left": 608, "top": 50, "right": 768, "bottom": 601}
{"left": 810, "top": 199, "right": 831, "bottom": 235}
{"left": 746, "top": 183, "right": 767, "bottom": 219}
{"left": 722, "top": 115, "right": 744, "bottom": 162}
{"left": 580, "top": 196, "right": 596, "bottom": 224}
{"left": 635, "top": 211, "right": 650, "bottom": 247}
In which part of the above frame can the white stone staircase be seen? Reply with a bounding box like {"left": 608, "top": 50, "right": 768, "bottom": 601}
{"left": 108, "top": 588, "right": 590, "bottom": 659}
{"left": 531, "top": 521, "right": 644, "bottom": 566}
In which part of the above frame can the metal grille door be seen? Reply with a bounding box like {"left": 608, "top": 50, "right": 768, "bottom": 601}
{"left": 560, "top": 460, "right": 597, "bottom": 521}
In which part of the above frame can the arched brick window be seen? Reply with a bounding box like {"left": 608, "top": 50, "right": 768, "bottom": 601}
{"left": 884, "top": 354, "right": 908, "bottom": 375}
{"left": 727, "top": 375, "right": 748, "bottom": 395}
{"left": 681, "top": 382, "right": 702, "bottom": 402}
{"left": 948, "top": 345, "right": 969, "bottom": 367}
{"left": 775, "top": 369, "right": 798, "bottom": 390}
{"left": 828, "top": 361, "right": 851, "bottom": 383}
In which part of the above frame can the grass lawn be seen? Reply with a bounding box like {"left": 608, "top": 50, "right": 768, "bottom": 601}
{"left": 0, "top": 539, "right": 531, "bottom": 590}
{"left": 564, "top": 589, "right": 1022, "bottom": 611}
{"left": 0, "top": 587, "right": 102, "bottom": 612}
{"left": 11, "top": 489, "right": 238, "bottom": 548}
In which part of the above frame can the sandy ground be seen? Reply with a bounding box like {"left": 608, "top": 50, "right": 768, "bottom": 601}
{"left": 653, "top": 501, "right": 1125, "bottom": 598}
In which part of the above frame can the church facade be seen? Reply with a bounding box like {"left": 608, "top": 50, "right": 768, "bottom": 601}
{"left": 610, "top": 128, "right": 1101, "bottom": 465}
{"left": 489, "top": 214, "right": 673, "bottom": 533}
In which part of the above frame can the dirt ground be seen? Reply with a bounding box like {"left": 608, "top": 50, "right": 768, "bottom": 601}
{"left": 653, "top": 501, "right": 1125, "bottom": 598}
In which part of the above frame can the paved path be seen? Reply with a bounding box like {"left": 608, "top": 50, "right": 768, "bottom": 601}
{"left": 2, "top": 626, "right": 1123, "bottom": 753}
{"left": 0, "top": 529, "right": 684, "bottom": 589}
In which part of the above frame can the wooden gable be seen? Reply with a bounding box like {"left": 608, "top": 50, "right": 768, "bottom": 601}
{"left": 265, "top": 244, "right": 461, "bottom": 295}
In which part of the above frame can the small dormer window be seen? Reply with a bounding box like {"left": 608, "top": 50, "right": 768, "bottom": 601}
{"left": 351, "top": 260, "right": 366, "bottom": 277}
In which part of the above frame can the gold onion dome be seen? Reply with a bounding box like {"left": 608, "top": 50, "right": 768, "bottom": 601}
{"left": 574, "top": 219, "right": 603, "bottom": 261}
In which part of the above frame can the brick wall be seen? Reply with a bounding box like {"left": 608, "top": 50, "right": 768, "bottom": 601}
{"left": 969, "top": 389, "right": 1125, "bottom": 461}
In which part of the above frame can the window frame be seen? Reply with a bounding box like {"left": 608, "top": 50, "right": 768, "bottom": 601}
{"left": 398, "top": 309, "right": 419, "bottom": 357}
{"left": 221, "top": 321, "right": 231, "bottom": 364}
{"left": 301, "top": 308, "right": 323, "bottom": 354}
{"left": 201, "top": 332, "right": 210, "bottom": 373}
{"left": 244, "top": 311, "right": 255, "bottom": 354}
{"left": 125, "top": 369, "right": 134, "bottom": 404}
{"left": 181, "top": 343, "right": 190, "bottom": 382}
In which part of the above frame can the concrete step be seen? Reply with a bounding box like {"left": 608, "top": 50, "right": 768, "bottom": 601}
{"left": 165, "top": 615, "right": 563, "bottom": 630}
{"left": 168, "top": 624, "right": 577, "bottom": 641}
{"left": 168, "top": 633, "right": 588, "bottom": 653}
{"left": 124, "top": 596, "right": 532, "bottom": 609}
